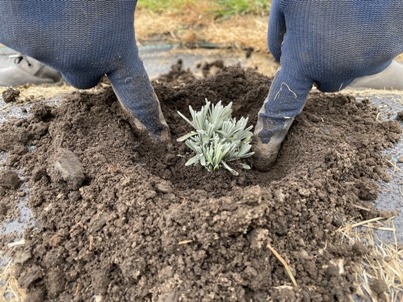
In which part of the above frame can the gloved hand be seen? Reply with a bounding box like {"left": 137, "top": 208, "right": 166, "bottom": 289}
{"left": 254, "top": 0, "right": 403, "bottom": 171}
{"left": 0, "top": 1, "right": 169, "bottom": 142}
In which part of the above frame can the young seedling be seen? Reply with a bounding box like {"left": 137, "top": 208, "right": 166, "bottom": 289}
{"left": 177, "top": 99, "right": 254, "bottom": 176}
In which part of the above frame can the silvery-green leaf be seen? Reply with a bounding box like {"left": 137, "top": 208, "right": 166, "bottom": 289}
{"left": 222, "top": 161, "right": 239, "bottom": 176}
{"left": 213, "top": 145, "right": 223, "bottom": 166}
{"left": 227, "top": 152, "right": 254, "bottom": 162}
{"left": 178, "top": 111, "right": 194, "bottom": 127}
{"left": 189, "top": 106, "right": 198, "bottom": 125}
{"left": 206, "top": 146, "right": 213, "bottom": 164}
{"left": 240, "top": 163, "right": 251, "bottom": 170}
{"left": 233, "top": 127, "right": 253, "bottom": 141}
{"left": 185, "top": 155, "right": 200, "bottom": 166}
{"left": 244, "top": 151, "right": 254, "bottom": 158}
{"left": 177, "top": 131, "right": 197, "bottom": 142}
{"left": 237, "top": 143, "right": 252, "bottom": 157}
{"left": 187, "top": 141, "right": 203, "bottom": 155}
{"left": 200, "top": 155, "right": 207, "bottom": 167}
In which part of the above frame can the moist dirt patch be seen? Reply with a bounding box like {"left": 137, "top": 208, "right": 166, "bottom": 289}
{"left": 0, "top": 64, "right": 402, "bottom": 301}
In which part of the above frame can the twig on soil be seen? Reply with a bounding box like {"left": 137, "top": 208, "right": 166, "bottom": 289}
{"left": 74, "top": 283, "right": 81, "bottom": 296}
{"left": 351, "top": 217, "right": 386, "bottom": 228}
{"left": 386, "top": 159, "right": 403, "bottom": 174}
{"left": 351, "top": 204, "right": 372, "bottom": 211}
{"left": 89, "top": 235, "right": 94, "bottom": 251}
{"left": 376, "top": 112, "right": 385, "bottom": 121}
{"left": 7, "top": 239, "right": 25, "bottom": 248}
{"left": 267, "top": 243, "right": 298, "bottom": 288}
{"left": 178, "top": 240, "right": 193, "bottom": 245}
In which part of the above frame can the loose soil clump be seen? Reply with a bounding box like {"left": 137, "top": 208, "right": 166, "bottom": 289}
{"left": 2, "top": 87, "right": 20, "bottom": 103}
{"left": 0, "top": 64, "right": 401, "bottom": 301}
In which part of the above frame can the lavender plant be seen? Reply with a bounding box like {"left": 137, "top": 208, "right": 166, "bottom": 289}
{"left": 177, "top": 100, "right": 254, "bottom": 176}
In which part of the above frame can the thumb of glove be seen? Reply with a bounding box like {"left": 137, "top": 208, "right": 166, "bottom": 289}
{"left": 107, "top": 48, "right": 170, "bottom": 139}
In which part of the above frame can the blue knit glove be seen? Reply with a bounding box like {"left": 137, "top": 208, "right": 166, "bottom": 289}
{"left": 254, "top": 0, "right": 403, "bottom": 171}
{"left": 0, "top": 1, "right": 169, "bottom": 141}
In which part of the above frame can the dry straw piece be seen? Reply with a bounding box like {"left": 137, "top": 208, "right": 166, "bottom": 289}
{"left": 135, "top": 9, "right": 268, "bottom": 50}
{"left": 267, "top": 243, "right": 298, "bottom": 288}
{"left": 339, "top": 217, "right": 403, "bottom": 302}
{"left": 0, "top": 257, "right": 26, "bottom": 302}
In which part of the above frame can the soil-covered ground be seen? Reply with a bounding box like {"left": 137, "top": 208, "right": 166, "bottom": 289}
{"left": 0, "top": 63, "right": 402, "bottom": 301}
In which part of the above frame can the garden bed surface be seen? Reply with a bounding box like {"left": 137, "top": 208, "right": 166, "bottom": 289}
{"left": 0, "top": 63, "right": 401, "bottom": 301}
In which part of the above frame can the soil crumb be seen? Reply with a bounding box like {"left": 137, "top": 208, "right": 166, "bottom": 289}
{"left": 2, "top": 87, "right": 20, "bottom": 103}
{"left": 0, "top": 64, "right": 401, "bottom": 301}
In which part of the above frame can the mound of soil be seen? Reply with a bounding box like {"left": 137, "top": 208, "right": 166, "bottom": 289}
{"left": 0, "top": 64, "right": 401, "bottom": 301}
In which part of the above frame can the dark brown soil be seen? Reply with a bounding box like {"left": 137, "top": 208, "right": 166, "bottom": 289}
{"left": 0, "top": 64, "right": 401, "bottom": 302}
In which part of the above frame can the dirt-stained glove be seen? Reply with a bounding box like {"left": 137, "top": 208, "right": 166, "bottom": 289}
{"left": 254, "top": 0, "right": 403, "bottom": 171}
{"left": 0, "top": 1, "right": 169, "bottom": 142}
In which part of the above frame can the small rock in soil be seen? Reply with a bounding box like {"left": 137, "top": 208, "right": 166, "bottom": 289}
{"left": 244, "top": 47, "right": 254, "bottom": 58}
{"left": 397, "top": 155, "right": 403, "bottom": 163}
{"left": 381, "top": 173, "right": 392, "bottom": 182}
{"left": 155, "top": 180, "right": 173, "bottom": 194}
{"left": 2, "top": 87, "right": 20, "bottom": 103}
{"left": 51, "top": 148, "right": 85, "bottom": 190}
{"left": 396, "top": 111, "right": 403, "bottom": 121}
